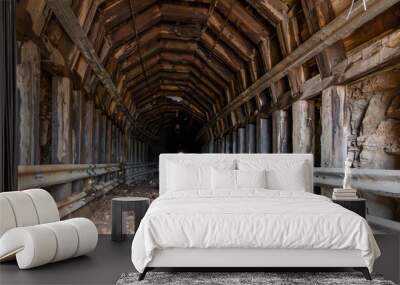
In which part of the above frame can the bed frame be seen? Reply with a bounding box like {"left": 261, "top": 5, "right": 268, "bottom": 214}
{"left": 139, "top": 248, "right": 370, "bottom": 280}
{"left": 139, "top": 154, "right": 371, "bottom": 281}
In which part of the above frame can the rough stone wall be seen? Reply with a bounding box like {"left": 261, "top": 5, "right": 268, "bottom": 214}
{"left": 346, "top": 72, "right": 400, "bottom": 169}
{"left": 345, "top": 71, "right": 400, "bottom": 221}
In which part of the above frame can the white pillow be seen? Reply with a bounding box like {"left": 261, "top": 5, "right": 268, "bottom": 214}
{"left": 212, "top": 168, "right": 237, "bottom": 190}
{"left": 237, "top": 159, "right": 309, "bottom": 191}
{"left": 167, "top": 162, "right": 212, "bottom": 191}
{"left": 236, "top": 169, "right": 267, "bottom": 189}
{"left": 266, "top": 166, "right": 307, "bottom": 192}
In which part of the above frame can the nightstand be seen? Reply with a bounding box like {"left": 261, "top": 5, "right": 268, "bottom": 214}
{"left": 111, "top": 197, "right": 150, "bottom": 242}
{"left": 332, "top": 198, "right": 366, "bottom": 218}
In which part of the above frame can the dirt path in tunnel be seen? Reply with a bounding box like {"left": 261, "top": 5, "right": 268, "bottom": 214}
{"left": 64, "top": 180, "right": 159, "bottom": 234}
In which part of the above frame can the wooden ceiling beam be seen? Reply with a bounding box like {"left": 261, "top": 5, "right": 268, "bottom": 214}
{"left": 136, "top": 87, "right": 211, "bottom": 115}
{"left": 215, "top": 0, "right": 271, "bottom": 44}
{"left": 128, "top": 61, "right": 223, "bottom": 101}
{"left": 47, "top": 0, "right": 157, "bottom": 141}
{"left": 140, "top": 98, "right": 206, "bottom": 120}
{"left": 244, "top": 0, "right": 288, "bottom": 26}
{"left": 136, "top": 93, "right": 207, "bottom": 119}
{"left": 124, "top": 51, "right": 227, "bottom": 92}
{"left": 298, "top": 28, "right": 400, "bottom": 101}
{"left": 301, "top": 0, "right": 347, "bottom": 77}
{"left": 134, "top": 79, "right": 214, "bottom": 110}
{"left": 128, "top": 0, "right": 158, "bottom": 111}
{"left": 126, "top": 66, "right": 219, "bottom": 107}
{"left": 200, "top": 31, "right": 245, "bottom": 70}
{"left": 124, "top": 58, "right": 226, "bottom": 99}
{"left": 197, "top": 0, "right": 400, "bottom": 139}
{"left": 130, "top": 73, "right": 215, "bottom": 106}
{"left": 118, "top": 39, "right": 233, "bottom": 83}
{"left": 141, "top": 107, "right": 204, "bottom": 124}
{"left": 109, "top": 4, "right": 162, "bottom": 46}
{"left": 132, "top": 78, "right": 212, "bottom": 107}
{"left": 120, "top": 40, "right": 197, "bottom": 72}
{"left": 138, "top": 101, "right": 205, "bottom": 122}
{"left": 102, "top": 0, "right": 157, "bottom": 31}
{"left": 207, "top": 12, "right": 256, "bottom": 61}
{"left": 109, "top": 4, "right": 208, "bottom": 46}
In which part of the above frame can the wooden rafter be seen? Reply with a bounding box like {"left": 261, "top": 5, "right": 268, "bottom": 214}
{"left": 196, "top": 0, "right": 400, "bottom": 139}
{"left": 47, "top": 0, "right": 157, "bottom": 141}
{"left": 128, "top": 0, "right": 156, "bottom": 104}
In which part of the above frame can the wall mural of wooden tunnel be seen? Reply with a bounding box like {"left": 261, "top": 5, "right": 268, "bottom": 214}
{"left": 7, "top": 0, "right": 400, "bottom": 229}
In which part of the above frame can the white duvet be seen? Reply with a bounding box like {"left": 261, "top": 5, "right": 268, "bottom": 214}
{"left": 131, "top": 190, "right": 380, "bottom": 273}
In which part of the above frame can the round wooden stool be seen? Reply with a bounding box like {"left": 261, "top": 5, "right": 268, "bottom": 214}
{"left": 111, "top": 197, "right": 150, "bottom": 242}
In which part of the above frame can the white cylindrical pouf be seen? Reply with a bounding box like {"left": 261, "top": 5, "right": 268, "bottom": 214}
{"left": 0, "top": 196, "right": 17, "bottom": 237}
{"left": 65, "top": 218, "right": 98, "bottom": 257}
{"left": 0, "top": 226, "right": 57, "bottom": 269}
{"left": 42, "top": 221, "right": 79, "bottom": 262}
{"left": 1, "top": 192, "right": 39, "bottom": 227}
{"left": 24, "top": 189, "right": 60, "bottom": 224}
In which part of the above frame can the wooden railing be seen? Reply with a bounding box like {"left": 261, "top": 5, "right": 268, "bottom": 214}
{"left": 18, "top": 162, "right": 158, "bottom": 217}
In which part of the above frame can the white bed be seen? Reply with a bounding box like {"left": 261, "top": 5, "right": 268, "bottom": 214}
{"left": 131, "top": 154, "right": 380, "bottom": 280}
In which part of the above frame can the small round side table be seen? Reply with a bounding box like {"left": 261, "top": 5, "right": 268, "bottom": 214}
{"left": 111, "top": 197, "right": 150, "bottom": 242}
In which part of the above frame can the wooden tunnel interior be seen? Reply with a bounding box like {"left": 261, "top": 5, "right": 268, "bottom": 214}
{"left": 15, "top": 0, "right": 400, "bottom": 224}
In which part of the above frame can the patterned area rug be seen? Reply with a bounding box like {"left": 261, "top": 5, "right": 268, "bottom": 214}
{"left": 116, "top": 272, "right": 395, "bottom": 285}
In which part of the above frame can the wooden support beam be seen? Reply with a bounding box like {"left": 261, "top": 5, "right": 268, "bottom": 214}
{"left": 231, "top": 130, "right": 237, "bottom": 153}
{"left": 208, "top": 12, "right": 256, "bottom": 61}
{"left": 134, "top": 140, "right": 139, "bottom": 163}
{"left": 301, "top": 0, "right": 347, "bottom": 77}
{"left": 46, "top": 0, "right": 155, "bottom": 141}
{"left": 257, "top": 117, "right": 272, "bottom": 153}
{"left": 111, "top": 125, "right": 117, "bottom": 162}
{"left": 216, "top": 0, "right": 270, "bottom": 44}
{"left": 82, "top": 100, "right": 94, "bottom": 163}
{"left": 71, "top": 91, "right": 83, "bottom": 165}
{"left": 99, "top": 114, "right": 107, "bottom": 163}
{"left": 246, "top": 124, "right": 256, "bottom": 153}
{"left": 127, "top": 0, "right": 156, "bottom": 105}
{"left": 16, "top": 41, "right": 40, "bottom": 165}
{"left": 214, "top": 139, "right": 220, "bottom": 153}
{"left": 51, "top": 76, "right": 72, "bottom": 201}
{"left": 71, "top": 90, "right": 84, "bottom": 194}
{"left": 259, "top": 37, "right": 285, "bottom": 104}
{"left": 197, "top": 0, "right": 400, "bottom": 138}
{"left": 244, "top": 0, "right": 288, "bottom": 26}
{"left": 238, "top": 127, "right": 246, "bottom": 153}
{"left": 272, "top": 110, "right": 290, "bottom": 153}
{"left": 333, "top": 29, "right": 400, "bottom": 84}
{"left": 220, "top": 136, "right": 226, "bottom": 153}
{"left": 292, "top": 100, "right": 315, "bottom": 153}
{"left": 298, "top": 29, "right": 400, "bottom": 101}
{"left": 93, "top": 109, "right": 101, "bottom": 164}
{"left": 224, "top": 133, "right": 232, "bottom": 153}
{"left": 321, "top": 85, "right": 348, "bottom": 168}
{"left": 106, "top": 120, "right": 112, "bottom": 163}
{"left": 208, "top": 139, "right": 214, "bottom": 153}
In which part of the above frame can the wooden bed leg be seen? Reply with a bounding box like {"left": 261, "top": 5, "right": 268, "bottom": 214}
{"left": 354, "top": 267, "right": 371, "bottom": 280}
{"left": 138, "top": 268, "right": 148, "bottom": 281}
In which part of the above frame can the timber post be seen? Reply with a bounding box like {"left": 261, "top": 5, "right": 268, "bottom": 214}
{"left": 16, "top": 41, "right": 40, "bottom": 165}
{"left": 51, "top": 76, "right": 72, "bottom": 201}
{"left": 272, "top": 110, "right": 290, "bottom": 153}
